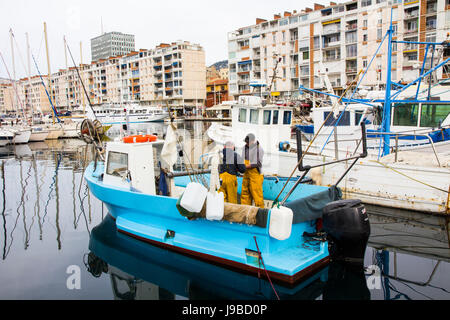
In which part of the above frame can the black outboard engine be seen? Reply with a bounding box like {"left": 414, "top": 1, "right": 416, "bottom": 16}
{"left": 322, "top": 199, "right": 370, "bottom": 264}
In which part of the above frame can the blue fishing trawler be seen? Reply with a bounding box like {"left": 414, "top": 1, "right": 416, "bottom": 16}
{"left": 84, "top": 122, "right": 370, "bottom": 285}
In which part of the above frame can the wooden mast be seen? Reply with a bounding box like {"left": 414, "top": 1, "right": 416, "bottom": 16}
{"left": 80, "top": 41, "right": 86, "bottom": 114}
{"left": 26, "top": 32, "right": 34, "bottom": 126}
{"left": 43, "top": 22, "right": 54, "bottom": 124}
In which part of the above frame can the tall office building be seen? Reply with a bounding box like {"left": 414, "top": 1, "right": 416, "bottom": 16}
{"left": 91, "top": 31, "right": 135, "bottom": 61}
{"left": 227, "top": 0, "right": 450, "bottom": 100}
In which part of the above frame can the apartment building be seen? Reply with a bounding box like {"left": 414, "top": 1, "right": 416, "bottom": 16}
{"left": 227, "top": 0, "right": 450, "bottom": 100}
{"left": 10, "top": 40, "right": 205, "bottom": 113}
{"left": 206, "top": 79, "right": 229, "bottom": 107}
{"left": 0, "top": 83, "right": 14, "bottom": 112}
{"left": 91, "top": 31, "right": 135, "bottom": 61}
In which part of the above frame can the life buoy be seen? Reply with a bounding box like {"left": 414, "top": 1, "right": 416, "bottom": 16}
{"left": 123, "top": 134, "right": 157, "bottom": 143}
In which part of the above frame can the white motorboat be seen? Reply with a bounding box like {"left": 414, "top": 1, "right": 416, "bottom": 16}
{"left": 6, "top": 126, "right": 32, "bottom": 144}
{"left": 0, "top": 129, "right": 15, "bottom": 146}
{"left": 206, "top": 96, "right": 450, "bottom": 215}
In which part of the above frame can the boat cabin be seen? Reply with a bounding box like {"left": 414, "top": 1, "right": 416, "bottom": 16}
{"left": 102, "top": 140, "right": 163, "bottom": 195}
{"left": 391, "top": 102, "right": 450, "bottom": 130}
{"left": 231, "top": 96, "right": 294, "bottom": 151}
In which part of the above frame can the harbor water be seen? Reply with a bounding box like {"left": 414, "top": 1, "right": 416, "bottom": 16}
{"left": 0, "top": 121, "right": 449, "bottom": 300}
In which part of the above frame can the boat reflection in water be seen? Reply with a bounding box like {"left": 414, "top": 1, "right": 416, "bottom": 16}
{"left": 87, "top": 215, "right": 371, "bottom": 300}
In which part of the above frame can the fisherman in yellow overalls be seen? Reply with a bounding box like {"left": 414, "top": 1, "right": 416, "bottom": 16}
{"left": 218, "top": 141, "right": 246, "bottom": 204}
{"left": 241, "top": 133, "right": 264, "bottom": 208}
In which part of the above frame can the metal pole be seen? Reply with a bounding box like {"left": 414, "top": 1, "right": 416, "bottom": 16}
{"left": 382, "top": 16, "right": 394, "bottom": 157}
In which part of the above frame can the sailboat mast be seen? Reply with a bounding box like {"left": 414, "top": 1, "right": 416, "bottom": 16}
{"left": 80, "top": 41, "right": 86, "bottom": 114}
{"left": 9, "top": 29, "right": 17, "bottom": 115}
{"left": 64, "top": 36, "right": 70, "bottom": 110}
{"left": 26, "top": 32, "right": 34, "bottom": 126}
{"left": 43, "top": 22, "right": 55, "bottom": 124}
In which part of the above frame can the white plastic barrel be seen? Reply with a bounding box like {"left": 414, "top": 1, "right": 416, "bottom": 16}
{"left": 180, "top": 182, "right": 208, "bottom": 213}
{"left": 269, "top": 206, "right": 293, "bottom": 240}
{"left": 206, "top": 191, "right": 224, "bottom": 221}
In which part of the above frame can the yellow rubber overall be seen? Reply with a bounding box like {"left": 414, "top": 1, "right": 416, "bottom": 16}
{"left": 218, "top": 172, "right": 238, "bottom": 204}
{"left": 241, "top": 160, "right": 264, "bottom": 208}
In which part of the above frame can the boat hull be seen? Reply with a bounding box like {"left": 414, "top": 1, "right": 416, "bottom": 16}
{"left": 84, "top": 163, "right": 330, "bottom": 285}
{"left": 29, "top": 131, "right": 49, "bottom": 142}
{"left": 0, "top": 132, "right": 14, "bottom": 146}
{"left": 11, "top": 130, "right": 31, "bottom": 144}
{"left": 46, "top": 128, "right": 63, "bottom": 140}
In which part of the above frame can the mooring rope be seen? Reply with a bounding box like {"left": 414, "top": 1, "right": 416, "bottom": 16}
{"left": 370, "top": 160, "right": 449, "bottom": 194}
{"left": 253, "top": 236, "right": 280, "bottom": 300}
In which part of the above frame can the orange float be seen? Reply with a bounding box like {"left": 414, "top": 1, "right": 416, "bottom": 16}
{"left": 122, "top": 134, "right": 157, "bottom": 143}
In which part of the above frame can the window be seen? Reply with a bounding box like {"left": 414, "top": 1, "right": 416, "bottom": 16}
{"left": 377, "top": 28, "right": 383, "bottom": 40}
{"left": 393, "top": 104, "right": 418, "bottom": 126}
{"left": 346, "top": 31, "right": 357, "bottom": 44}
{"left": 106, "top": 152, "right": 128, "bottom": 177}
{"left": 355, "top": 110, "right": 364, "bottom": 125}
{"left": 303, "top": 51, "right": 309, "bottom": 60}
{"left": 420, "top": 104, "right": 450, "bottom": 127}
{"left": 346, "top": 44, "right": 357, "bottom": 57}
{"left": 273, "top": 110, "right": 279, "bottom": 124}
{"left": 263, "top": 110, "right": 271, "bottom": 124}
{"left": 324, "top": 111, "right": 350, "bottom": 126}
{"left": 283, "top": 111, "right": 292, "bottom": 124}
{"left": 363, "top": 34, "right": 368, "bottom": 42}
{"left": 239, "top": 108, "right": 247, "bottom": 122}
{"left": 250, "top": 109, "right": 259, "bottom": 124}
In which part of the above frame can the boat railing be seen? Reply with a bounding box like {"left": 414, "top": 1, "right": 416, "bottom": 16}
{"left": 323, "top": 130, "right": 443, "bottom": 167}
{"left": 280, "top": 122, "right": 368, "bottom": 205}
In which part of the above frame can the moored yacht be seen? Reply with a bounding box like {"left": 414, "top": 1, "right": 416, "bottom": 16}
{"left": 73, "top": 104, "right": 169, "bottom": 125}
{"left": 0, "top": 129, "right": 15, "bottom": 146}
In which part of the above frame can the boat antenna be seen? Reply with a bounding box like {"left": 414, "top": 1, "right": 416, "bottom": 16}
{"left": 65, "top": 39, "right": 98, "bottom": 121}
{"left": 266, "top": 53, "right": 282, "bottom": 103}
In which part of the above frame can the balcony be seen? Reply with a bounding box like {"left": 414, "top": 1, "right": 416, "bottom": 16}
{"left": 404, "top": 28, "right": 418, "bottom": 35}
{"left": 345, "top": 23, "right": 357, "bottom": 31}
{"left": 323, "top": 55, "right": 341, "bottom": 62}
{"left": 322, "top": 24, "right": 340, "bottom": 35}
{"left": 426, "top": 18, "right": 437, "bottom": 30}
{"left": 323, "top": 40, "right": 341, "bottom": 48}
{"left": 237, "top": 79, "right": 250, "bottom": 85}
{"left": 404, "top": 11, "right": 419, "bottom": 19}
{"left": 426, "top": 3, "right": 437, "bottom": 14}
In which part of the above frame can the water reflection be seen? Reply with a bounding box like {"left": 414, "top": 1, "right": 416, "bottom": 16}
{"left": 0, "top": 139, "right": 98, "bottom": 262}
{"left": 0, "top": 123, "right": 448, "bottom": 300}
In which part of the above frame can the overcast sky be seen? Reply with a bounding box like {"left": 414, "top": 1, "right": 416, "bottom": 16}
{"left": 0, "top": 0, "right": 344, "bottom": 80}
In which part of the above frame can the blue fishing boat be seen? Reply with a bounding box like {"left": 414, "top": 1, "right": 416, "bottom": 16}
{"left": 87, "top": 214, "right": 330, "bottom": 299}
{"left": 84, "top": 122, "right": 370, "bottom": 285}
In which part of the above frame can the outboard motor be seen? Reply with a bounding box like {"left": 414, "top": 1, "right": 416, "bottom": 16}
{"left": 322, "top": 199, "right": 370, "bottom": 264}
